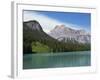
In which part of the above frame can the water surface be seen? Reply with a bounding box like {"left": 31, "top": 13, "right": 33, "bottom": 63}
{"left": 23, "top": 51, "right": 90, "bottom": 69}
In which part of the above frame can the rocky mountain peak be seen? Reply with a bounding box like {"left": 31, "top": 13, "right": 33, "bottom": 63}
{"left": 24, "top": 20, "right": 43, "bottom": 31}
{"left": 48, "top": 25, "right": 91, "bottom": 43}
{"left": 55, "top": 25, "right": 65, "bottom": 29}
{"left": 50, "top": 25, "right": 74, "bottom": 33}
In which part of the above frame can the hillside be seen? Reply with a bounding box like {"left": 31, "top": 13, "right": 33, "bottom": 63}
{"left": 23, "top": 20, "right": 91, "bottom": 54}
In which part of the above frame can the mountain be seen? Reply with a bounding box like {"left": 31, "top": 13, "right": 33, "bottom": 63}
{"left": 23, "top": 20, "right": 59, "bottom": 41}
{"left": 23, "top": 20, "right": 61, "bottom": 53}
{"left": 48, "top": 25, "right": 91, "bottom": 43}
{"left": 24, "top": 20, "right": 43, "bottom": 31}
{"left": 23, "top": 20, "right": 90, "bottom": 54}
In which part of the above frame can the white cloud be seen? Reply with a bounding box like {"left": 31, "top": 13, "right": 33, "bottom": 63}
{"left": 23, "top": 11, "right": 86, "bottom": 33}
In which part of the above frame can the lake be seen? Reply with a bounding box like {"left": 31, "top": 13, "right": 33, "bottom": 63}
{"left": 23, "top": 51, "right": 90, "bottom": 69}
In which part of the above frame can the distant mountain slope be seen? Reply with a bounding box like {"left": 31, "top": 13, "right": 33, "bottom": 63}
{"left": 23, "top": 20, "right": 90, "bottom": 54}
{"left": 48, "top": 25, "right": 91, "bottom": 43}
{"left": 23, "top": 20, "right": 60, "bottom": 53}
{"left": 24, "top": 20, "right": 51, "bottom": 40}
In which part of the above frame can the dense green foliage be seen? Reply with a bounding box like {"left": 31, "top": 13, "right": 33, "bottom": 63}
{"left": 32, "top": 42, "right": 50, "bottom": 53}
{"left": 23, "top": 20, "right": 90, "bottom": 54}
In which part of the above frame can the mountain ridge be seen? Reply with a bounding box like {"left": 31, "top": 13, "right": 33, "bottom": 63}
{"left": 23, "top": 20, "right": 90, "bottom": 54}
{"left": 48, "top": 25, "right": 91, "bottom": 43}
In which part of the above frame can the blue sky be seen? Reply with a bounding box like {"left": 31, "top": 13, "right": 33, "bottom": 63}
{"left": 24, "top": 10, "right": 91, "bottom": 33}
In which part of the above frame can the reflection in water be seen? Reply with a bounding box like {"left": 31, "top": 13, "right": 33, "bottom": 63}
{"left": 23, "top": 51, "right": 90, "bottom": 69}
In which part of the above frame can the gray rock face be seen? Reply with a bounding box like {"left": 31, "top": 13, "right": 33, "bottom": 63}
{"left": 24, "top": 20, "right": 43, "bottom": 31}
{"left": 48, "top": 25, "right": 91, "bottom": 43}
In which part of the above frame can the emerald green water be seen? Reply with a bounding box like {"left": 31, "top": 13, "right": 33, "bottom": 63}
{"left": 23, "top": 51, "right": 90, "bottom": 69}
